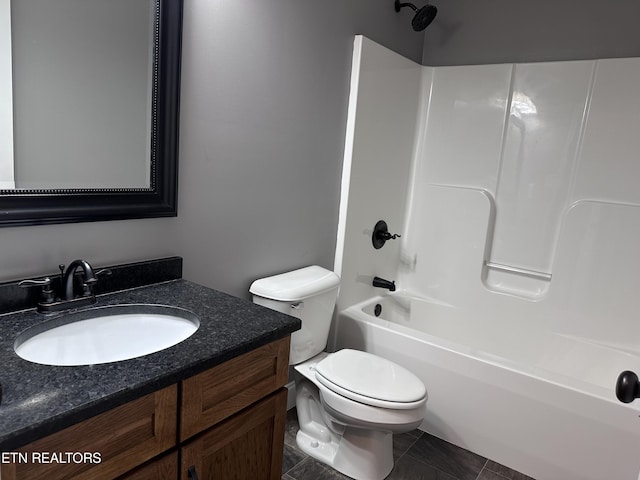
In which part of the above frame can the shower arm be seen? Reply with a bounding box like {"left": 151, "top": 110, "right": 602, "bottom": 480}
{"left": 395, "top": 1, "right": 418, "bottom": 12}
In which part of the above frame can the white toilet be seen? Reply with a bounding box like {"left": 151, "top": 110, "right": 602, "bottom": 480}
{"left": 250, "top": 266, "right": 427, "bottom": 480}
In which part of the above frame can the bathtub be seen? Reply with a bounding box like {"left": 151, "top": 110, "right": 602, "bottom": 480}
{"left": 334, "top": 293, "right": 640, "bottom": 480}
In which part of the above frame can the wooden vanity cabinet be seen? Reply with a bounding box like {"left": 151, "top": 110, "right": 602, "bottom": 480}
{"left": 180, "top": 388, "right": 287, "bottom": 480}
{"left": 179, "top": 335, "right": 290, "bottom": 480}
{"left": 2, "top": 336, "right": 291, "bottom": 480}
{"left": 180, "top": 334, "right": 290, "bottom": 440}
{"left": 1, "top": 386, "right": 177, "bottom": 480}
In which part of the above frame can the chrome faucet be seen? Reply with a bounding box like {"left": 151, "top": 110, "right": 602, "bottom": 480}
{"left": 61, "top": 259, "right": 97, "bottom": 300}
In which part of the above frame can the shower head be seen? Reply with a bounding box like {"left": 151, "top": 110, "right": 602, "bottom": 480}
{"left": 394, "top": 0, "right": 438, "bottom": 32}
{"left": 411, "top": 4, "right": 437, "bottom": 31}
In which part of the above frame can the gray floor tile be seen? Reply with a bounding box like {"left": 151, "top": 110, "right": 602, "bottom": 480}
{"left": 476, "top": 469, "right": 508, "bottom": 480}
{"left": 285, "top": 408, "right": 300, "bottom": 448}
{"left": 283, "top": 408, "right": 531, "bottom": 480}
{"left": 386, "top": 454, "right": 460, "bottom": 480}
{"left": 484, "top": 461, "right": 535, "bottom": 480}
{"left": 282, "top": 443, "right": 307, "bottom": 475}
{"left": 393, "top": 430, "right": 423, "bottom": 460}
{"left": 406, "top": 434, "right": 486, "bottom": 480}
{"left": 286, "top": 457, "right": 352, "bottom": 480}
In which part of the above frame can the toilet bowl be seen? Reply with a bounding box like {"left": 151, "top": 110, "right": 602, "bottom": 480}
{"left": 295, "top": 351, "right": 426, "bottom": 479}
{"left": 250, "top": 266, "right": 427, "bottom": 480}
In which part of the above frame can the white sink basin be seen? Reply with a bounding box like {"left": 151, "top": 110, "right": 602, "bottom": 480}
{"left": 15, "top": 304, "right": 200, "bottom": 366}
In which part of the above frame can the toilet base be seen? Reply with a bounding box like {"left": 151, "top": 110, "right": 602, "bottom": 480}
{"left": 295, "top": 378, "right": 395, "bottom": 480}
{"left": 296, "top": 423, "right": 394, "bottom": 480}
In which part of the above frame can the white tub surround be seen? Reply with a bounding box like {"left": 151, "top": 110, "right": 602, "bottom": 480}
{"left": 333, "top": 36, "right": 640, "bottom": 480}
{"left": 333, "top": 36, "right": 422, "bottom": 311}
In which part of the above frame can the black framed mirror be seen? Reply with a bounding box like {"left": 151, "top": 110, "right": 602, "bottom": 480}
{"left": 0, "top": 0, "right": 182, "bottom": 227}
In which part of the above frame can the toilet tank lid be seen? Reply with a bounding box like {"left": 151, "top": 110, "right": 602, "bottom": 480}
{"left": 250, "top": 266, "right": 340, "bottom": 302}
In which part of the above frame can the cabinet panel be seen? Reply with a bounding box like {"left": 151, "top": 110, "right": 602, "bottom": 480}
{"left": 1, "top": 385, "right": 177, "bottom": 480}
{"left": 118, "top": 451, "right": 178, "bottom": 480}
{"left": 180, "top": 388, "right": 287, "bottom": 480}
{"left": 180, "top": 337, "right": 289, "bottom": 440}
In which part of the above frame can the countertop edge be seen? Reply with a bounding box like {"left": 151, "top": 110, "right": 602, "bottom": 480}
{"left": 2, "top": 329, "right": 296, "bottom": 451}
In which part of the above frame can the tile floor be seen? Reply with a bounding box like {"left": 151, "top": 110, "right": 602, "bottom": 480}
{"left": 282, "top": 409, "right": 535, "bottom": 480}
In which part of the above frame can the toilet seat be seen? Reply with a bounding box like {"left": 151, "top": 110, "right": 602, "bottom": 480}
{"left": 314, "top": 349, "right": 427, "bottom": 409}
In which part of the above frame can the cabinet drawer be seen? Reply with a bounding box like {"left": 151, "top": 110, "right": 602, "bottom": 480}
{"left": 1, "top": 385, "right": 177, "bottom": 480}
{"left": 180, "top": 388, "right": 287, "bottom": 480}
{"left": 180, "top": 336, "right": 289, "bottom": 440}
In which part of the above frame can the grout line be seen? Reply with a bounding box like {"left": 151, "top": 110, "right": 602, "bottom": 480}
{"left": 393, "top": 430, "right": 424, "bottom": 465}
{"left": 477, "top": 461, "right": 513, "bottom": 480}
{"left": 475, "top": 459, "right": 489, "bottom": 480}
{"left": 286, "top": 456, "right": 314, "bottom": 480}
{"left": 281, "top": 441, "right": 308, "bottom": 477}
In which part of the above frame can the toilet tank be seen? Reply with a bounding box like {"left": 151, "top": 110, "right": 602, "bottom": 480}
{"left": 250, "top": 266, "right": 340, "bottom": 365}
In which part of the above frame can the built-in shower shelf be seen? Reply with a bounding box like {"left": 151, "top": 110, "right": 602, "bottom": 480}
{"left": 483, "top": 261, "right": 551, "bottom": 300}
{"left": 484, "top": 262, "right": 552, "bottom": 281}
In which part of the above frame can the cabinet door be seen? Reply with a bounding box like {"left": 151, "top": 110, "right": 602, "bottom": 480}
{"left": 180, "top": 387, "right": 287, "bottom": 480}
{"left": 118, "top": 451, "right": 178, "bottom": 480}
{"left": 1, "top": 385, "right": 177, "bottom": 480}
{"left": 180, "top": 337, "right": 290, "bottom": 441}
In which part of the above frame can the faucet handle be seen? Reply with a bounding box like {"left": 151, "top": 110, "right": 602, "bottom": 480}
{"left": 18, "top": 277, "right": 55, "bottom": 304}
{"left": 81, "top": 268, "right": 112, "bottom": 296}
{"left": 18, "top": 277, "right": 51, "bottom": 288}
{"left": 81, "top": 281, "right": 96, "bottom": 297}
{"left": 18, "top": 276, "right": 50, "bottom": 286}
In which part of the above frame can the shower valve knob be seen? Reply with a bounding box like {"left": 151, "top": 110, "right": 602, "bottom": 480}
{"left": 379, "top": 232, "right": 400, "bottom": 241}
{"left": 372, "top": 220, "right": 401, "bottom": 249}
{"left": 616, "top": 370, "right": 640, "bottom": 403}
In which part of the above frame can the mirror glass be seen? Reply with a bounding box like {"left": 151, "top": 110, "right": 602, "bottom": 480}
{"left": 7, "top": 0, "right": 155, "bottom": 190}
{"left": 0, "top": 0, "right": 13, "bottom": 187}
{"left": 0, "top": 0, "right": 181, "bottom": 226}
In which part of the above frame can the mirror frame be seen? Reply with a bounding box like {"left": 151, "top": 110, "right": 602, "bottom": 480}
{"left": 0, "top": 0, "right": 182, "bottom": 227}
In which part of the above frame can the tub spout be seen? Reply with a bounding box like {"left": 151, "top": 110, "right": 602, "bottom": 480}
{"left": 373, "top": 276, "right": 396, "bottom": 292}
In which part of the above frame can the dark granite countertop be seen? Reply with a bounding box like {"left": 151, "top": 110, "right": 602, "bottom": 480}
{"left": 0, "top": 279, "right": 300, "bottom": 450}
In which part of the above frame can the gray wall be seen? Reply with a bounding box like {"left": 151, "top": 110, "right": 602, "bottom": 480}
{"left": 0, "top": 0, "right": 423, "bottom": 299}
{"left": 174, "top": 0, "right": 423, "bottom": 297}
{"left": 422, "top": 0, "right": 640, "bottom": 66}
